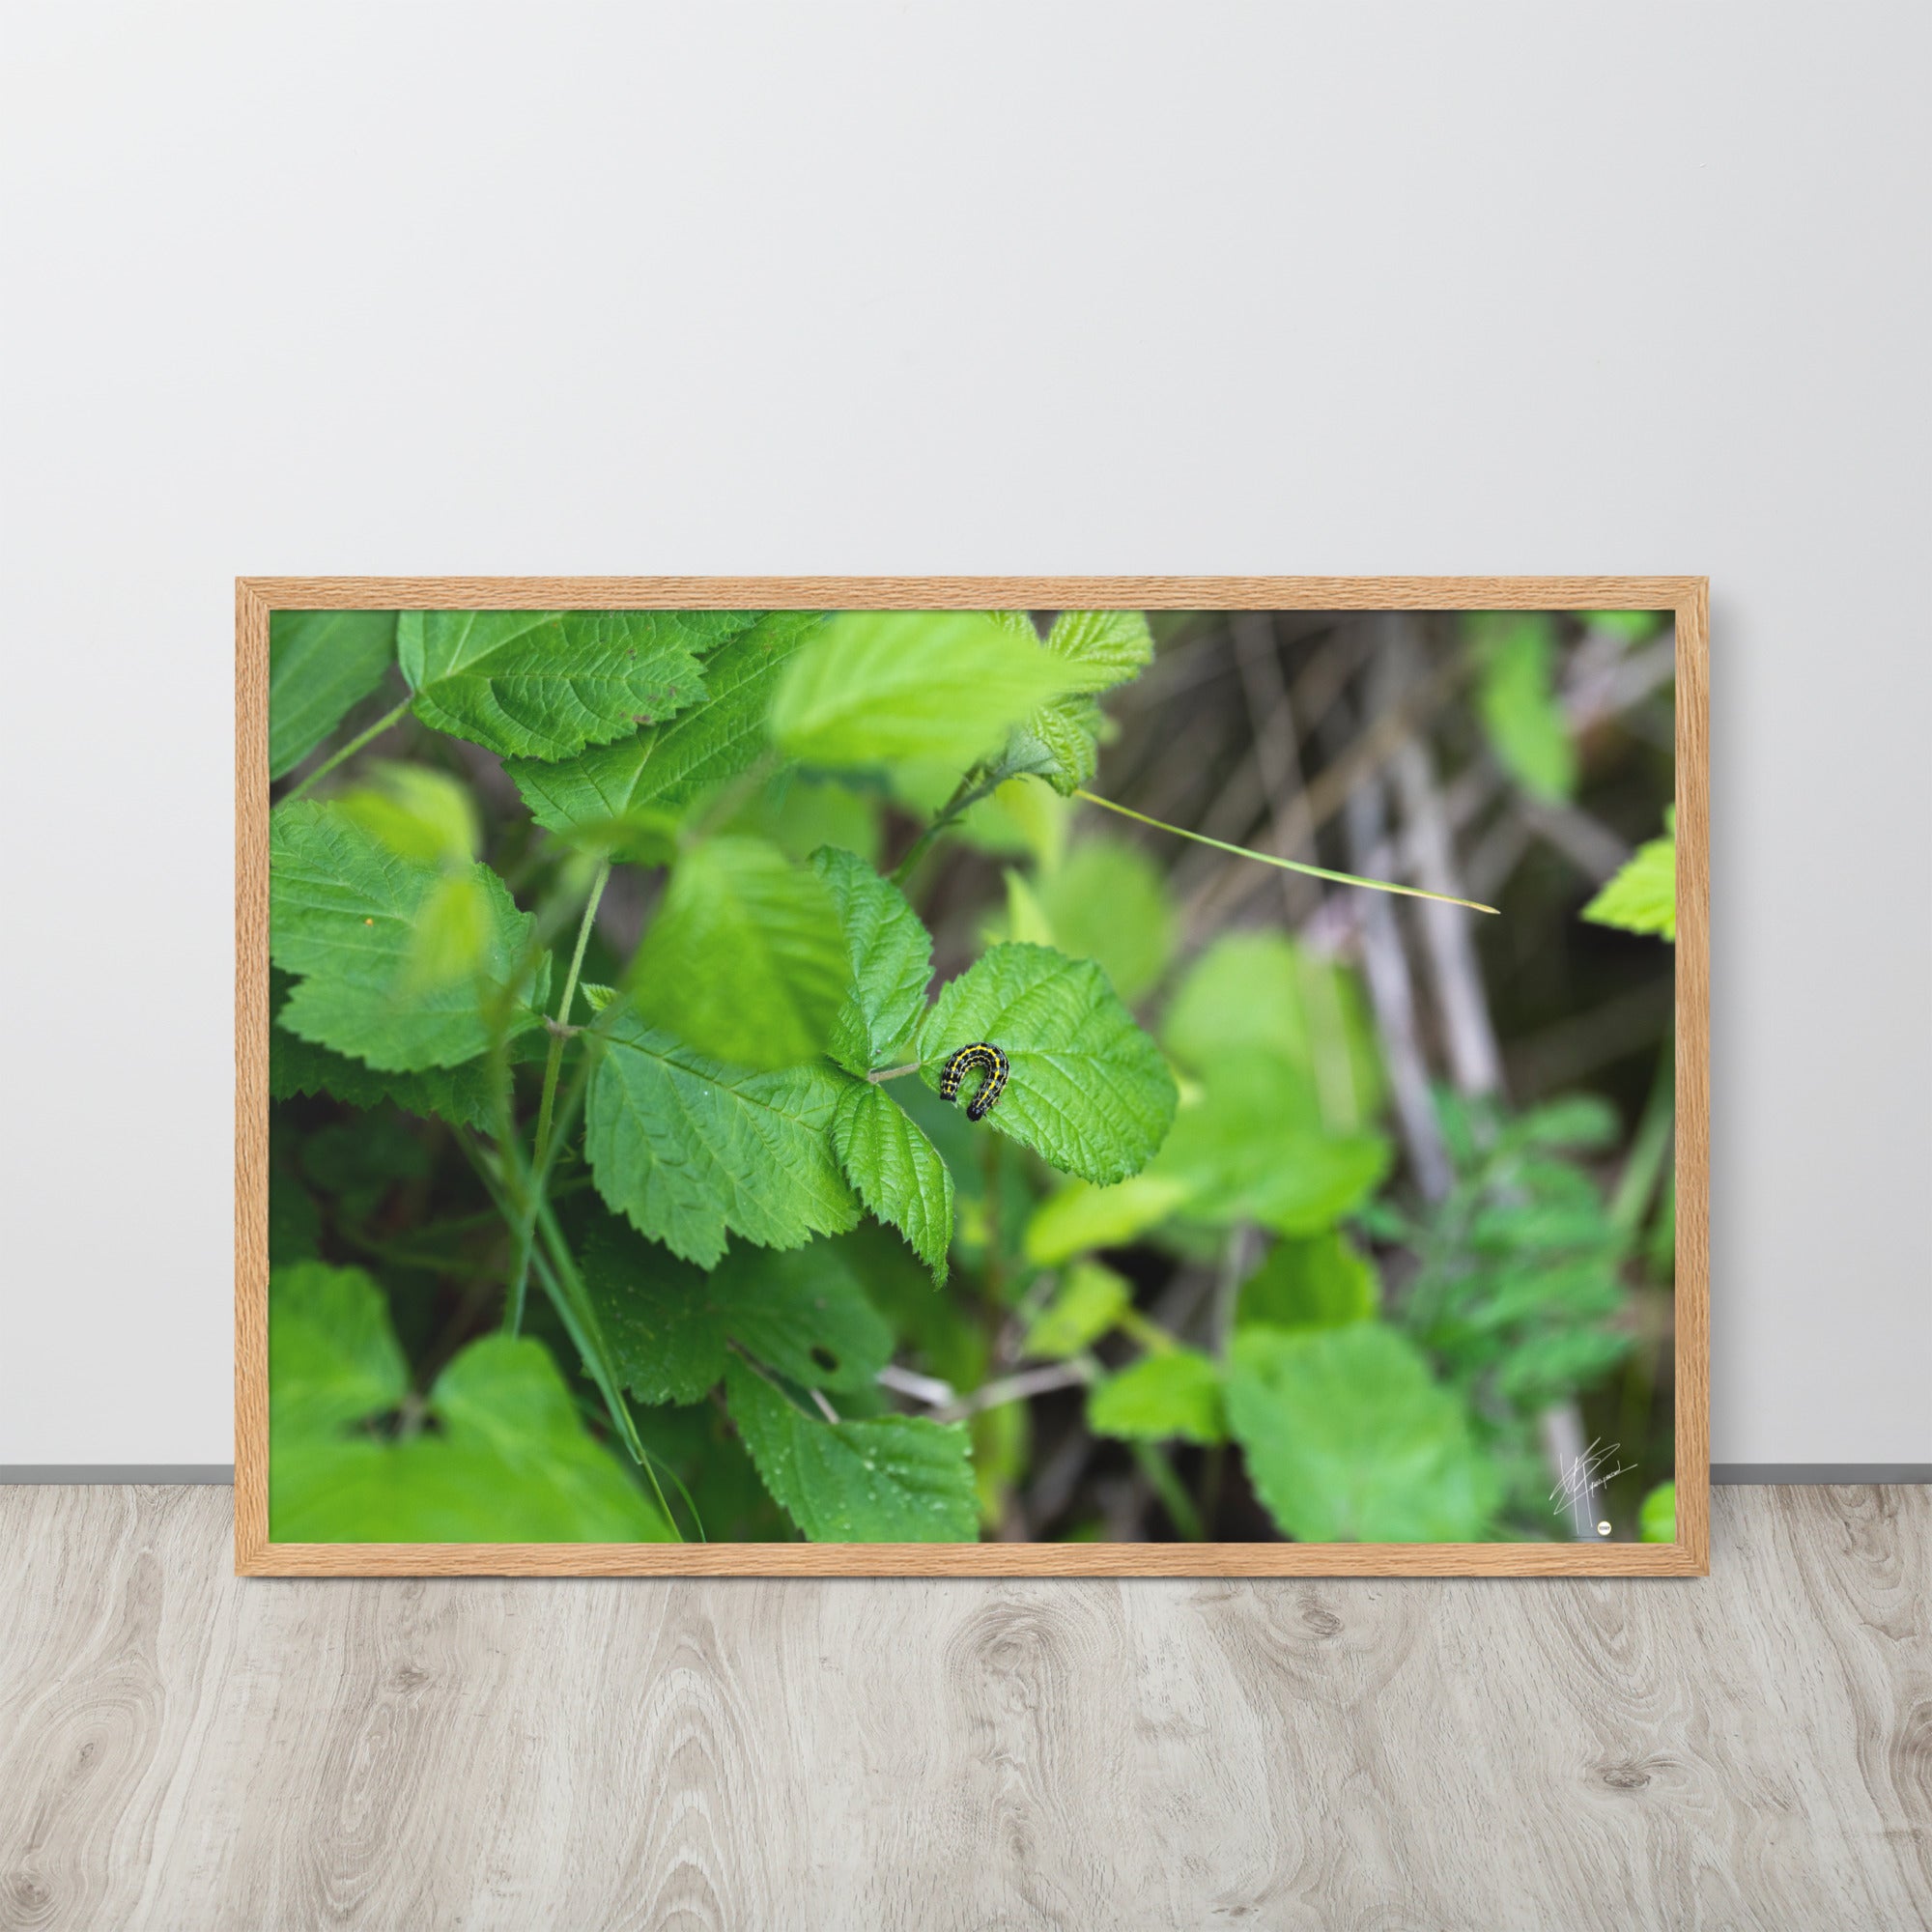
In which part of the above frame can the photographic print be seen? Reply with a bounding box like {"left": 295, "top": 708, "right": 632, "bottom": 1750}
{"left": 237, "top": 579, "right": 1707, "bottom": 1575}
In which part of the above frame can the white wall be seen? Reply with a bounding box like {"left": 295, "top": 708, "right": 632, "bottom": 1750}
{"left": 3, "top": 5, "right": 1925, "bottom": 1466}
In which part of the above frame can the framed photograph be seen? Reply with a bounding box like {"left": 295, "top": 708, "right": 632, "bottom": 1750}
{"left": 237, "top": 577, "right": 1707, "bottom": 1576}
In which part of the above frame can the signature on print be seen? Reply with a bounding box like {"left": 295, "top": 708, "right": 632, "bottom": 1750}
{"left": 1550, "top": 1438, "right": 1634, "bottom": 1537}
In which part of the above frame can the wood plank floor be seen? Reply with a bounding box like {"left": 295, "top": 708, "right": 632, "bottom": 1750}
{"left": 0, "top": 1487, "right": 1925, "bottom": 1930}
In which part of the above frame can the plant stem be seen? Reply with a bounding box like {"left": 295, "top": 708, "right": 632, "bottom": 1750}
{"left": 504, "top": 1015, "right": 610, "bottom": 1338}
{"left": 1610, "top": 1037, "right": 1675, "bottom": 1241}
{"left": 487, "top": 1035, "right": 533, "bottom": 1335}
{"left": 929, "top": 1361, "right": 1090, "bottom": 1424}
{"left": 1071, "top": 787, "right": 1499, "bottom": 914}
{"left": 890, "top": 768, "right": 1000, "bottom": 886}
{"left": 529, "top": 1195, "right": 648, "bottom": 1464}
{"left": 452, "top": 1126, "right": 663, "bottom": 1505}
{"left": 1132, "top": 1441, "right": 1206, "bottom": 1541}
{"left": 534, "top": 862, "right": 611, "bottom": 1175}
{"left": 980, "top": 1130, "right": 1006, "bottom": 1306}
{"left": 1116, "top": 1307, "right": 1178, "bottom": 1354}
{"left": 865, "top": 1061, "right": 923, "bottom": 1084}
{"left": 283, "top": 696, "right": 413, "bottom": 802}
{"left": 495, "top": 862, "right": 612, "bottom": 1339}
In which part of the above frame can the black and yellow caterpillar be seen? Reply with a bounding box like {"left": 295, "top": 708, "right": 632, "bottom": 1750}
{"left": 939, "top": 1041, "right": 1009, "bottom": 1122}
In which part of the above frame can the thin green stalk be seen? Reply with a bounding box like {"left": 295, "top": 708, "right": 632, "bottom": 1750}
{"left": 980, "top": 1130, "right": 1006, "bottom": 1306}
{"left": 890, "top": 769, "right": 1001, "bottom": 886}
{"left": 1133, "top": 1441, "right": 1206, "bottom": 1541}
{"left": 487, "top": 1034, "right": 532, "bottom": 1335}
{"left": 631, "top": 1437, "right": 681, "bottom": 1538}
{"left": 283, "top": 696, "right": 413, "bottom": 802}
{"left": 505, "top": 1041, "right": 601, "bottom": 1336}
{"left": 563, "top": 1389, "right": 691, "bottom": 1532}
{"left": 1610, "top": 1039, "right": 1675, "bottom": 1240}
{"left": 531, "top": 1196, "right": 645, "bottom": 1463}
{"left": 1196, "top": 1443, "right": 1226, "bottom": 1537}
{"left": 1071, "top": 788, "right": 1499, "bottom": 914}
{"left": 1116, "top": 1308, "right": 1177, "bottom": 1354}
{"left": 533, "top": 861, "right": 611, "bottom": 1175}
{"left": 865, "top": 1061, "right": 923, "bottom": 1084}
{"left": 648, "top": 1452, "right": 708, "bottom": 1544}
{"left": 453, "top": 1127, "right": 666, "bottom": 1509}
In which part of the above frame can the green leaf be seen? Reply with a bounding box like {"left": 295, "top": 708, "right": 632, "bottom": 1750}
{"left": 1506, "top": 1094, "right": 1624, "bottom": 1152}
{"left": 399, "top": 609, "right": 755, "bottom": 761}
{"left": 584, "top": 1006, "right": 857, "bottom": 1267}
{"left": 958, "top": 776, "right": 1073, "bottom": 867}
{"left": 1144, "top": 935, "right": 1391, "bottom": 1236}
{"left": 581, "top": 1219, "right": 892, "bottom": 1404}
{"left": 399, "top": 871, "right": 496, "bottom": 994}
{"left": 269, "top": 611, "right": 398, "bottom": 780}
{"left": 1033, "top": 836, "right": 1176, "bottom": 1005}
{"left": 916, "top": 943, "right": 1177, "bottom": 1186}
{"left": 1639, "top": 1480, "right": 1677, "bottom": 1543}
{"left": 724, "top": 1356, "right": 978, "bottom": 1542}
{"left": 507, "top": 611, "right": 823, "bottom": 833}
{"left": 1023, "top": 1054, "right": 1388, "bottom": 1252}
{"left": 270, "top": 1028, "right": 493, "bottom": 1129}
{"left": 1467, "top": 612, "right": 1576, "bottom": 802}
{"left": 1088, "top": 1349, "right": 1225, "bottom": 1446}
{"left": 729, "top": 771, "right": 882, "bottom": 868}
{"left": 1582, "top": 812, "right": 1676, "bottom": 941}
{"left": 839, "top": 1221, "right": 987, "bottom": 1393}
{"left": 270, "top": 801, "right": 550, "bottom": 1071}
{"left": 1226, "top": 1324, "right": 1498, "bottom": 1542}
{"left": 1151, "top": 1057, "right": 1391, "bottom": 1236}
{"left": 268, "top": 1173, "right": 321, "bottom": 1265}
{"left": 997, "top": 867, "right": 1058, "bottom": 948}
{"left": 990, "top": 609, "right": 1153, "bottom": 795}
{"left": 993, "top": 694, "right": 1107, "bottom": 794}
{"left": 269, "top": 1260, "right": 408, "bottom": 1438}
{"left": 1163, "top": 931, "right": 1382, "bottom": 1132}
{"left": 812, "top": 846, "right": 933, "bottom": 1076}
{"left": 630, "top": 837, "right": 850, "bottom": 1069}
{"left": 335, "top": 762, "right": 478, "bottom": 865}
{"left": 1023, "top": 1260, "right": 1130, "bottom": 1357}
{"left": 769, "top": 611, "right": 1083, "bottom": 771}
{"left": 1582, "top": 610, "right": 1667, "bottom": 643}
{"left": 298, "top": 1110, "right": 428, "bottom": 1222}
{"left": 1496, "top": 1327, "right": 1632, "bottom": 1406}
{"left": 269, "top": 966, "right": 503, "bottom": 1128}
{"left": 1040, "top": 609, "right": 1156, "bottom": 696}
{"left": 831, "top": 1081, "right": 953, "bottom": 1282}
{"left": 269, "top": 1264, "right": 671, "bottom": 1542}
{"left": 1236, "top": 1231, "right": 1379, "bottom": 1332}
{"left": 1021, "top": 1173, "right": 1195, "bottom": 1264}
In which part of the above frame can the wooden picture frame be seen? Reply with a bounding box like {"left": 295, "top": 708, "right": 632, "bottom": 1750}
{"left": 237, "top": 576, "right": 1709, "bottom": 1577}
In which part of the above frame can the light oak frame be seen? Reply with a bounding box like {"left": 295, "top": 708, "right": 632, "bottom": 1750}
{"left": 237, "top": 577, "right": 1709, "bottom": 1577}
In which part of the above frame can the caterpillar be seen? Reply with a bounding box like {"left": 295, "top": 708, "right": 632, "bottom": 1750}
{"left": 939, "top": 1041, "right": 1009, "bottom": 1122}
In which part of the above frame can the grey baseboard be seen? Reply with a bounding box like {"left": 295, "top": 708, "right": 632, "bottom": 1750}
{"left": 0, "top": 1465, "right": 236, "bottom": 1484}
{"left": 4, "top": 1463, "right": 1927, "bottom": 1487}
{"left": 1712, "top": 1464, "right": 1932, "bottom": 1484}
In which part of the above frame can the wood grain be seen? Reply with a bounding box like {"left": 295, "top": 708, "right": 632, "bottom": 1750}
{"left": 234, "top": 583, "right": 270, "bottom": 1576}
{"left": 1673, "top": 584, "right": 1711, "bottom": 1573}
{"left": 0, "top": 1486, "right": 1924, "bottom": 1930}
{"left": 238, "top": 577, "right": 1710, "bottom": 1576}
{"left": 242, "top": 575, "right": 1704, "bottom": 612}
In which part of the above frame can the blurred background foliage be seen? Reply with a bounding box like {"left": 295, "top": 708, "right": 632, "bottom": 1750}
{"left": 267, "top": 603, "right": 1677, "bottom": 1545}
